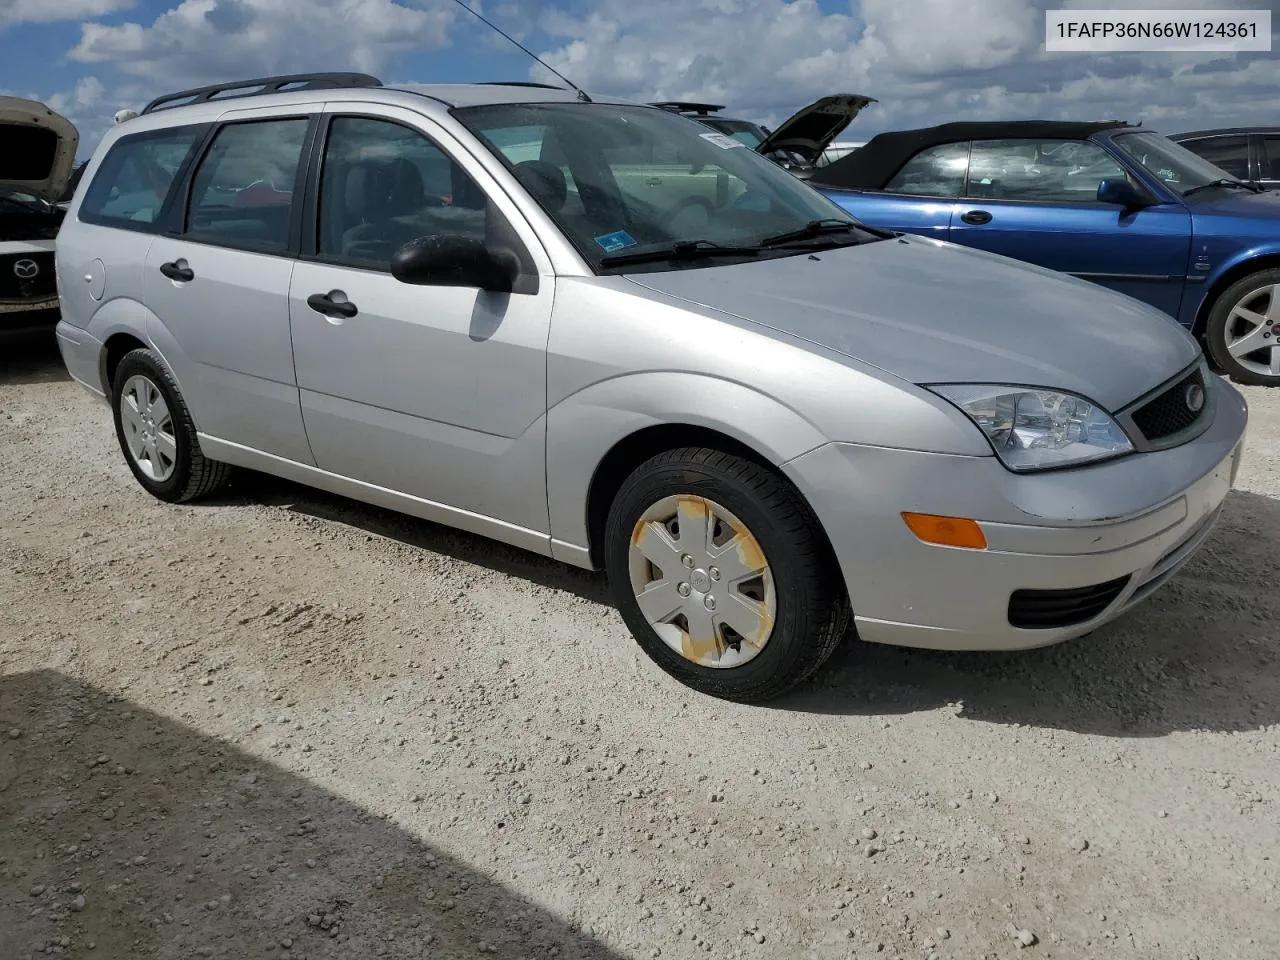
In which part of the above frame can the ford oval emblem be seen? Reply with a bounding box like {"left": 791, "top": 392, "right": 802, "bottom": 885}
{"left": 1184, "top": 383, "right": 1205, "bottom": 414}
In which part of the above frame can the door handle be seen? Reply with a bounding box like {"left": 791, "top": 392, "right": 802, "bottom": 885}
{"left": 159, "top": 259, "right": 194, "bottom": 282}
{"left": 960, "top": 210, "right": 992, "bottom": 225}
{"left": 307, "top": 290, "right": 358, "bottom": 319}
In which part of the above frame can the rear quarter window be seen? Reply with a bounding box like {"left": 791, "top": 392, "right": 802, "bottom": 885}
{"left": 79, "top": 126, "right": 206, "bottom": 229}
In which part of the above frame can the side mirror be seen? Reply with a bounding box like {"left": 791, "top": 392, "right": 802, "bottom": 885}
{"left": 1097, "top": 178, "right": 1151, "bottom": 210}
{"left": 390, "top": 235, "right": 518, "bottom": 292}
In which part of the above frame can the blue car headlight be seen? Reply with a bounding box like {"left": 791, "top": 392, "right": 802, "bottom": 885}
{"left": 928, "top": 384, "right": 1133, "bottom": 472}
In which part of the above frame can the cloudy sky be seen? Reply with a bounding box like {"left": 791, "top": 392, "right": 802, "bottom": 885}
{"left": 2, "top": 0, "right": 1278, "bottom": 158}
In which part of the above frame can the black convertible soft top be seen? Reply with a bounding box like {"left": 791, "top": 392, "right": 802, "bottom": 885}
{"left": 811, "top": 119, "right": 1136, "bottom": 191}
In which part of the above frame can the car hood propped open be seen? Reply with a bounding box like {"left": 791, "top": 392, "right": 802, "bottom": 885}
{"left": 0, "top": 96, "right": 80, "bottom": 201}
{"left": 755, "top": 94, "right": 875, "bottom": 165}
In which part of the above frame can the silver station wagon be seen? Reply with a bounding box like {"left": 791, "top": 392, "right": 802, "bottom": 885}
{"left": 55, "top": 73, "right": 1248, "bottom": 702}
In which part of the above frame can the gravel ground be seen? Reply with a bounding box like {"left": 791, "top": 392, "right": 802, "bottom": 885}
{"left": 2, "top": 333, "right": 1278, "bottom": 960}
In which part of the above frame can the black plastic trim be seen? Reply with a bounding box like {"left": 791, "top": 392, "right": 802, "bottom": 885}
{"left": 142, "top": 72, "right": 381, "bottom": 115}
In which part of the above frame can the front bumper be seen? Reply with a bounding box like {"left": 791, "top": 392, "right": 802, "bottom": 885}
{"left": 784, "top": 373, "right": 1249, "bottom": 651}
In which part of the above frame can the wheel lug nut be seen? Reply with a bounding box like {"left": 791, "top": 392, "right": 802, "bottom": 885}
{"left": 681, "top": 554, "right": 695, "bottom": 569}
{"left": 677, "top": 582, "right": 691, "bottom": 598}
{"left": 704, "top": 595, "right": 716, "bottom": 611}
{"left": 709, "top": 567, "right": 720, "bottom": 581}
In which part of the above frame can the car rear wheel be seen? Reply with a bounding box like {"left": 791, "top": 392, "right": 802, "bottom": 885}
{"left": 110, "top": 347, "right": 232, "bottom": 502}
{"left": 1206, "top": 268, "right": 1280, "bottom": 387}
{"left": 604, "top": 447, "right": 850, "bottom": 703}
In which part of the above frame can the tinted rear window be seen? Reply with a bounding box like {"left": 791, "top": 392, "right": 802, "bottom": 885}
{"left": 0, "top": 125, "right": 58, "bottom": 180}
{"left": 79, "top": 126, "right": 205, "bottom": 229}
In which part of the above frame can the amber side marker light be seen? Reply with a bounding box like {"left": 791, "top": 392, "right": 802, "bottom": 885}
{"left": 901, "top": 512, "right": 988, "bottom": 550}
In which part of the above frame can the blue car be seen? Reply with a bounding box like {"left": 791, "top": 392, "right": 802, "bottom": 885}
{"left": 810, "top": 120, "right": 1280, "bottom": 387}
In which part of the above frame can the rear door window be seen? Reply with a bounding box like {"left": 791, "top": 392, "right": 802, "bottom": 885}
{"left": 1260, "top": 136, "right": 1280, "bottom": 181}
{"left": 184, "top": 117, "right": 310, "bottom": 253}
{"left": 79, "top": 127, "right": 205, "bottom": 227}
{"left": 1179, "top": 135, "right": 1250, "bottom": 180}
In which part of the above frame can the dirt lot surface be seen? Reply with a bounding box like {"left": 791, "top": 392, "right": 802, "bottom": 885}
{"left": 2, "top": 334, "right": 1278, "bottom": 960}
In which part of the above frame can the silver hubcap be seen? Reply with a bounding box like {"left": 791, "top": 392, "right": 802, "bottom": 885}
{"left": 119, "top": 374, "right": 177, "bottom": 482}
{"left": 628, "top": 495, "right": 776, "bottom": 669}
{"left": 1225, "top": 283, "right": 1280, "bottom": 378}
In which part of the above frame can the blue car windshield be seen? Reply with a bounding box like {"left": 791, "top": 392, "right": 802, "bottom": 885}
{"left": 1110, "top": 130, "right": 1246, "bottom": 196}
{"left": 454, "top": 101, "right": 875, "bottom": 272}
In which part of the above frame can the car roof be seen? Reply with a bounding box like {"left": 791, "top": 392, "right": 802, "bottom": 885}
{"left": 811, "top": 119, "right": 1136, "bottom": 191}
{"left": 124, "top": 72, "right": 643, "bottom": 132}
{"left": 1172, "top": 126, "right": 1280, "bottom": 139}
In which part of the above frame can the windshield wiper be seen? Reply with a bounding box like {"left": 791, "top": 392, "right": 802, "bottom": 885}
{"left": 599, "top": 240, "right": 760, "bottom": 268}
{"left": 756, "top": 218, "right": 869, "bottom": 248}
{"left": 1182, "top": 178, "right": 1263, "bottom": 197}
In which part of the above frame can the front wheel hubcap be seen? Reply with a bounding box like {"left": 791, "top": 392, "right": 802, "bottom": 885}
{"left": 119, "top": 374, "right": 177, "bottom": 482}
{"left": 1225, "top": 284, "right": 1280, "bottom": 378}
{"left": 628, "top": 494, "right": 776, "bottom": 669}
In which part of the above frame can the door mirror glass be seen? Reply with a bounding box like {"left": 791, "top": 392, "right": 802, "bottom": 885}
{"left": 1097, "top": 177, "right": 1150, "bottom": 209}
{"left": 390, "top": 235, "right": 518, "bottom": 292}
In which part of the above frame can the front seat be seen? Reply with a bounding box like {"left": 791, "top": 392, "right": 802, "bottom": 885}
{"left": 342, "top": 158, "right": 429, "bottom": 261}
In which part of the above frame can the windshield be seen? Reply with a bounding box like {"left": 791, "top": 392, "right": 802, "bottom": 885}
{"left": 0, "top": 188, "right": 52, "bottom": 214}
{"left": 454, "top": 102, "right": 875, "bottom": 273}
{"left": 1111, "top": 130, "right": 1246, "bottom": 195}
{"left": 695, "top": 117, "right": 767, "bottom": 148}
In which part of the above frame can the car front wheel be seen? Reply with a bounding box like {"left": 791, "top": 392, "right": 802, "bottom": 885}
{"left": 604, "top": 447, "right": 850, "bottom": 702}
{"left": 1206, "top": 268, "right": 1280, "bottom": 387}
{"left": 110, "top": 347, "right": 232, "bottom": 502}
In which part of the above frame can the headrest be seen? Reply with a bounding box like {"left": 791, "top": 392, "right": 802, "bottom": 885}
{"left": 512, "top": 160, "right": 567, "bottom": 213}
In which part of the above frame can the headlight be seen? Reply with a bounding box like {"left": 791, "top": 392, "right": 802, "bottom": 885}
{"left": 929, "top": 384, "right": 1133, "bottom": 472}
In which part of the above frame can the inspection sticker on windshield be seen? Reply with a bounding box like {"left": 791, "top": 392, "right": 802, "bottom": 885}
{"left": 593, "top": 230, "right": 637, "bottom": 252}
{"left": 700, "top": 132, "right": 746, "bottom": 150}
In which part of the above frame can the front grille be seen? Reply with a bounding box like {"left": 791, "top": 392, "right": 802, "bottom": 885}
{"left": 1130, "top": 366, "right": 1206, "bottom": 444}
{"left": 0, "top": 251, "right": 57, "bottom": 302}
{"left": 1008, "top": 575, "right": 1131, "bottom": 629}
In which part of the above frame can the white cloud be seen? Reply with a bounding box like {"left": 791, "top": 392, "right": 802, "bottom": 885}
{"left": 69, "top": 0, "right": 457, "bottom": 83}
{"left": 0, "top": 0, "right": 133, "bottom": 26}
{"left": 529, "top": 0, "right": 1280, "bottom": 134}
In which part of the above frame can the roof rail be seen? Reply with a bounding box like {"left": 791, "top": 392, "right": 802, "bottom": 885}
{"left": 141, "top": 72, "right": 383, "bottom": 115}
{"left": 477, "top": 81, "right": 568, "bottom": 90}
{"left": 650, "top": 100, "right": 725, "bottom": 116}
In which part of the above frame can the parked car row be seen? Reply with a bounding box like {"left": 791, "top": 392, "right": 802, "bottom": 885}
{"left": 48, "top": 72, "right": 1247, "bottom": 702}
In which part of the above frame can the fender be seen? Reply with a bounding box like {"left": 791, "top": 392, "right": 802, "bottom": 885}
{"left": 1184, "top": 239, "right": 1280, "bottom": 332}
{"left": 545, "top": 370, "right": 830, "bottom": 562}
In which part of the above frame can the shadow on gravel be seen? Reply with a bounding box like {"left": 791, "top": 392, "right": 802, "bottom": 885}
{"left": 0, "top": 669, "right": 620, "bottom": 960}
{"left": 780, "top": 489, "right": 1280, "bottom": 738}
{"left": 182, "top": 457, "right": 1279, "bottom": 740}
{"left": 204, "top": 470, "right": 611, "bottom": 606}
{"left": 0, "top": 331, "right": 68, "bottom": 386}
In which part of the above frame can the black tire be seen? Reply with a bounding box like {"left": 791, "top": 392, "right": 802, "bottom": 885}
{"left": 1205, "top": 268, "right": 1280, "bottom": 387}
{"left": 604, "top": 447, "right": 851, "bottom": 703}
{"left": 110, "top": 347, "right": 232, "bottom": 503}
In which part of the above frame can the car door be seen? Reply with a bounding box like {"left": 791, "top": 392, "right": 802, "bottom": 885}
{"left": 287, "top": 106, "right": 555, "bottom": 550}
{"left": 824, "top": 141, "right": 967, "bottom": 239}
{"left": 946, "top": 138, "right": 1192, "bottom": 318}
{"left": 143, "top": 107, "right": 316, "bottom": 464}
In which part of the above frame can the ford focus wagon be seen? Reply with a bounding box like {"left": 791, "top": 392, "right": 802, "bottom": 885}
{"left": 55, "top": 73, "right": 1248, "bottom": 702}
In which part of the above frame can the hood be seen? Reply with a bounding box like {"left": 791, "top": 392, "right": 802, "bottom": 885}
{"left": 624, "top": 236, "right": 1200, "bottom": 413}
{"left": 1182, "top": 185, "right": 1280, "bottom": 217}
{"left": 0, "top": 96, "right": 80, "bottom": 201}
{"left": 755, "top": 94, "right": 875, "bottom": 165}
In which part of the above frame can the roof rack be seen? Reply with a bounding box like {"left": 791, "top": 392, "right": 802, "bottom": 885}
{"left": 477, "top": 81, "right": 568, "bottom": 90}
{"left": 650, "top": 101, "right": 725, "bottom": 116}
{"left": 141, "top": 72, "right": 383, "bottom": 115}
